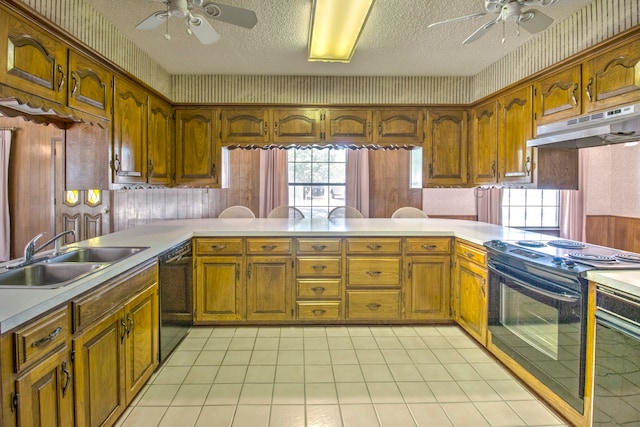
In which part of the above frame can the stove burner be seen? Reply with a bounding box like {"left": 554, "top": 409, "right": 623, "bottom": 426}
{"left": 614, "top": 253, "right": 640, "bottom": 263}
{"left": 516, "top": 240, "right": 547, "bottom": 247}
{"left": 547, "top": 240, "right": 587, "bottom": 249}
{"left": 568, "top": 253, "right": 617, "bottom": 263}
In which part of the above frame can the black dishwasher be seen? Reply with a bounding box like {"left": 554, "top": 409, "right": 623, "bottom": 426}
{"left": 158, "top": 240, "right": 193, "bottom": 362}
{"left": 593, "top": 286, "right": 640, "bottom": 425}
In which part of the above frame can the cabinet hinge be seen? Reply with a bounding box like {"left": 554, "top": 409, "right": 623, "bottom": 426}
{"left": 11, "top": 392, "right": 18, "bottom": 412}
{"left": 70, "top": 349, "right": 76, "bottom": 363}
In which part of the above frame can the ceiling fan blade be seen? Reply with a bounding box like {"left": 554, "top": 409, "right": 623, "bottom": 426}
{"left": 518, "top": 9, "right": 553, "bottom": 34}
{"left": 463, "top": 16, "right": 501, "bottom": 44}
{"left": 135, "top": 11, "right": 169, "bottom": 30}
{"left": 428, "top": 12, "right": 488, "bottom": 28}
{"left": 200, "top": 2, "right": 257, "bottom": 29}
{"left": 188, "top": 14, "right": 220, "bottom": 44}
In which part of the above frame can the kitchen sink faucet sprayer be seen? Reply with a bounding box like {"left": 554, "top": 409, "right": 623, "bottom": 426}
{"left": 24, "top": 230, "right": 76, "bottom": 263}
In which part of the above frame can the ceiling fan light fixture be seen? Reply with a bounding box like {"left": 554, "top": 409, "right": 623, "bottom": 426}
{"left": 308, "top": 0, "right": 375, "bottom": 63}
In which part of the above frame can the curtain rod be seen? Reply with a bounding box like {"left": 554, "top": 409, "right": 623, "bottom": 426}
{"left": 0, "top": 127, "right": 18, "bottom": 131}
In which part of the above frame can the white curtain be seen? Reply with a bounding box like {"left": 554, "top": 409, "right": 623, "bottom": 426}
{"left": 560, "top": 150, "right": 588, "bottom": 241}
{"left": 259, "top": 148, "right": 288, "bottom": 218}
{"left": 1, "top": 129, "right": 11, "bottom": 261}
{"left": 476, "top": 187, "right": 502, "bottom": 225}
{"left": 346, "top": 148, "right": 370, "bottom": 218}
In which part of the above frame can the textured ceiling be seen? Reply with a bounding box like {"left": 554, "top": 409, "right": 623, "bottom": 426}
{"left": 84, "top": 0, "right": 595, "bottom": 76}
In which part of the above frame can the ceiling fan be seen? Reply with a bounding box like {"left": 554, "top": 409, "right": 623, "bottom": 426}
{"left": 428, "top": 0, "right": 560, "bottom": 44}
{"left": 136, "top": 0, "right": 257, "bottom": 45}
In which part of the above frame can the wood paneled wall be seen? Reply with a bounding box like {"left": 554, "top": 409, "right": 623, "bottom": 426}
{"left": 0, "top": 116, "right": 62, "bottom": 258}
{"left": 369, "top": 149, "right": 422, "bottom": 218}
{"left": 586, "top": 215, "right": 640, "bottom": 252}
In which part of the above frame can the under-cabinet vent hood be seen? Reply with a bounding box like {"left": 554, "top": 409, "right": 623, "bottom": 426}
{"left": 527, "top": 103, "right": 640, "bottom": 149}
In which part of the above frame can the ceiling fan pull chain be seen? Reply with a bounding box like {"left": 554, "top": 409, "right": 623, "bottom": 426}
{"left": 501, "top": 20, "right": 506, "bottom": 44}
{"left": 164, "top": 5, "right": 171, "bottom": 40}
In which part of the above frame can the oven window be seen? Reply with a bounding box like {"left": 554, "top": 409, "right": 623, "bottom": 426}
{"left": 501, "top": 283, "right": 559, "bottom": 360}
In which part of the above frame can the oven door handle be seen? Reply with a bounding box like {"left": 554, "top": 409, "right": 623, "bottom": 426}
{"left": 488, "top": 264, "right": 580, "bottom": 303}
{"left": 596, "top": 309, "right": 640, "bottom": 341}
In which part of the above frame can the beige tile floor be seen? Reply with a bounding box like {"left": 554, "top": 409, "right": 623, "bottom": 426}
{"left": 115, "top": 325, "right": 569, "bottom": 427}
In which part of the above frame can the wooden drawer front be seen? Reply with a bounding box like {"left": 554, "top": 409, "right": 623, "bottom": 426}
{"left": 196, "top": 238, "right": 243, "bottom": 255}
{"left": 405, "top": 238, "right": 451, "bottom": 254}
{"left": 297, "top": 239, "right": 342, "bottom": 255}
{"left": 297, "top": 258, "right": 341, "bottom": 276}
{"left": 346, "top": 238, "right": 401, "bottom": 254}
{"left": 347, "top": 258, "right": 401, "bottom": 287}
{"left": 297, "top": 279, "right": 341, "bottom": 298}
{"left": 246, "top": 238, "right": 292, "bottom": 254}
{"left": 456, "top": 241, "right": 487, "bottom": 266}
{"left": 297, "top": 302, "right": 341, "bottom": 320}
{"left": 73, "top": 260, "right": 157, "bottom": 332}
{"left": 14, "top": 307, "right": 69, "bottom": 372}
{"left": 347, "top": 291, "right": 401, "bottom": 320}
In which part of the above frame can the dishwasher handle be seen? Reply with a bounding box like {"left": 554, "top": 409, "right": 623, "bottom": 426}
{"left": 596, "top": 309, "right": 640, "bottom": 341}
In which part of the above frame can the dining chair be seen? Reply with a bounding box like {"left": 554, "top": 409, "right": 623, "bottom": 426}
{"left": 391, "top": 207, "right": 429, "bottom": 218}
{"left": 267, "top": 206, "right": 305, "bottom": 219}
{"left": 328, "top": 206, "right": 364, "bottom": 219}
{"left": 218, "top": 205, "right": 256, "bottom": 218}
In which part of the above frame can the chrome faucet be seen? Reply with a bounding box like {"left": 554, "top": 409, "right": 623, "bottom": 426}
{"left": 23, "top": 230, "right": 76, "bottom": 263}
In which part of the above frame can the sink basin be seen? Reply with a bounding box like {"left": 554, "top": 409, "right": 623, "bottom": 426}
{"left": 0, "top": 263, "right": 106, "bottom": 289}
{"left": 48, "top": 247, "right": 148, "bottom": 263}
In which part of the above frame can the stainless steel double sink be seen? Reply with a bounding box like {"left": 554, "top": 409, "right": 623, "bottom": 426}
{"left": 0, "top": 247, "right": 148, "bottom": 289}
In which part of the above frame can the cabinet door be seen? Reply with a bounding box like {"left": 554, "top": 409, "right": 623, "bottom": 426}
{"left": 497, "top": 86, "right": 533, "bottom": 184}
{"left": 272, "top": 109, "right": 322, "bottom": 144}
{"left": 147, "top": 94, "right": 174, "bottom": 185}
{"left": 405, "top": 255, "right": 451, "bottom": 320}
{"left": 246, "top": 256, "right": 292, "bottom": 321}
{"left": 583, "top": 38, "right": 640, "bottom": 113}
{"left": 469, "top": 100, "right": 498, "bottom": 185}
{"left": 175, "top": 108, "right": 220, "bottom": 186}
{"left": 534, "top": 65, "right": 581, "bottom": 126}
{"left": 124, "top": 284, "right": 158, "bottom": 404}
{"left": 14, "top": 346, "right": 74, "bottom": 427}
{"left": 113, "top": 76, "right": 147, "bottom": 184}
{"left": 195, "top": 256, "right": 243, "bottom": 321}
{"left": 67, "top": 50, "right": 112, "bottom": 118}
{"left": 454, "top": 257, "right": 487, "bottom": 345}
{"left": 374, "top": 109, "right": 425, "bottom": 145}
{"left": 0, "top": 8, "right": 67, "bottom": 104}
{"left": 325, "top": 109, "right": 373, "bottom": 144}
{"left": 424, "top": 109, "right": 467, "bottom": 186}
{"left": 220, "top": 108, "right": 270, "bottom": 145}
{"left": 73, "top": 310, "right": 126, "bottom": 427}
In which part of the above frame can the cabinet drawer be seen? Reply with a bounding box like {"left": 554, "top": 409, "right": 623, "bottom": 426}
{"left": 347, "top": 258, "right": 401, "bottom": 287}
{"left": 297, "top": 238, "right": 342, "bottom": 254}
{"left": 347, "top": 290, "right": 400, "bottom": 320}
{"left": 196, "top": 238, "right": 243, "bottom": 255}
{"left": 297, "top": 279, "right": 341, "bottom": 298}
{"left": 246, "top": 238, "right": 292, "bottom": 254}
{"left": 346, "top": 238, "right": 401, "bottom": 254}
{"left": 456, "top": 241, "right": 487, "bottom": 266}
{"left": 297, "top": 258, "right": 341, "bottom": 276}
{"left": 297, "top": 302, "right": 341, "bottom": 320}
{"left": 405, "top": 237, "right": 451, "bottom": 254}
{"left": 14, "top": 306, "right": 69, "bottom": 372}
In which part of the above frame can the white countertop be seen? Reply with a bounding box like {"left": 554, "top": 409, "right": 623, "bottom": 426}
{"left": 0, "top": 218, "right": 629, "bottom": 333}
{"left": 587, "top": 270, "right": 640, "bottom": 296}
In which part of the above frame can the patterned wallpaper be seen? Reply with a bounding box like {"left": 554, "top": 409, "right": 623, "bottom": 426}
{"left": 15, "top": 0, "right": 640, "bottom": 104}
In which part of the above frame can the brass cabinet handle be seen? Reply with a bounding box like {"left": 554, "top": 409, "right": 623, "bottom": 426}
{"left": 378, "top": 122, "right": 382, "bottom": 135}
{"left": 261, "top": 245, "right": 277, "bottom": 251}
{"left": 571, "top": 83, "right": 579, "bottom": 106}
{"left": 366, "top": 303, "right": 382, "bottom": 310}
{"left": 586, "top": 77, "right": 593, "bottom": 101}
{"left": 126, "top": 314, "right": 134, "bottom": 336}
{"left": 211, "top": 163, "right": 216, "bottom": 177}
{"left": 120, "top": 319, "right": 127, "bottom": 342}
{"left": 210, "top": 244, "right": 227, "bottom": 250}
{"left": 274, "top": 121, "right": 279, "bottom": 135}
{"left": 112, "top": 154, "right": 121, "bottom": 174}
{"left": 147, "top": 160, "right": 154, "bottom": 178}
{"left": 422, "top": 244, "right": 438, "bottom": 250}
{"left": 56, "top": 64, "right": 65, "bottom": 92}
{"left": 311, "top": 244, "right": 327, "bottom": 251}
{"left": 61, "top": 361, "right": 71, "bottom": 397}
{"left": 464, "top": 252, "right": 476, "bottom": 260}
{"left": 70, "top": 71, "right": 78, "bottom": 96}
{"left": 366, "top": 244, "right": 382, "bottom": 250}
{"left": 525, "top": 156, "right": 531, "bottom": 176}
{"left": 428, "top": 163, "right": 433, "bottom": 178}
{"left": 491, "top": 160, "right": 497, "bottom": 178}
{"left": 312, "top": 309, "right": 326, "bottom": 316}
{"left": 311, "top": 286, "right": 326, "bottom": 294}
{"left": 31, "top": 326, "right": 62, "bottom": 347}
{"left": 312, "top": 265, "right": 327, "bottom": 271}
{"left": 247, "top": 263, "right": 253, "bottom": 279}
{"left": 367, "top": 271, "right": 383, "bottom": 276}
{"left": 236, "top": 263, "right": 240, "bottom": 281}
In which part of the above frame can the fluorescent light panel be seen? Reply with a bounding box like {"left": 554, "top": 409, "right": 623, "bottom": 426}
{"left": 308, "top": 0, "right": 375, "bottom": 63}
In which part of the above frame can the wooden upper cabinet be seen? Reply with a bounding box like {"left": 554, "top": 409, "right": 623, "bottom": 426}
{"left": 67, "top": 50, "right": 112, "bottom": 119}
{"left": 534, "top": 65, "right": 582, "bottom": 126}
{"left": 424, "top": 109, "right": 467, "bottom": 186}
{"left": 112, "top": 76, "right": 148, "bottom": 184}
{"left": 497, "top": 85, "right": 534, "bottom": 185}
{"left": 147, "top": 94, "right": 174, "bottom": 185}
{"left": 175, "top": 108, "right": 220, "bottom": 186}
{"left": 0, "top": 7, "right": 68, "bottom": 104}
{"left": 220, "top": 108, "right": 271, "bottom": 145}
{"left": 273, "top": 108, "right": 322, "bottom": 144}
{"left": 583, "top": 37, "right": 640, "bottom": 113}
{"left": 469, "top": 100, "right": 498, "bottom": 185}
{"left": 325, "top": 109, "right": 373, "bottom": 144}
{"left": 375, "top": 109, "right": 425, "bottom": 145}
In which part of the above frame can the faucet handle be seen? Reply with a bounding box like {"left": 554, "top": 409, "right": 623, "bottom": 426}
{"left": 24, "top": 232, "right": 46, "bottom": 260}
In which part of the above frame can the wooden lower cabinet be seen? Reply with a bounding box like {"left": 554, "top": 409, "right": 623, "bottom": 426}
{"left": 405, "top": 255, "right": 451, "bottom": 320}
{"left": 453, "top": 241, "right": 488, "bottom": 345}
{"left": 246, "top": 256, "right": 293, "bottom": 321}
{"left": 195, "top": 256, "right": 243, "bottom": 322}
{"left": 347, "top": 290, "right": 401, "bottom": 320}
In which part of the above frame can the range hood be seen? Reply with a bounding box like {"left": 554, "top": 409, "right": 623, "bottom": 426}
{"left": 527, "top": 103, "right": 640, "bottom": 148}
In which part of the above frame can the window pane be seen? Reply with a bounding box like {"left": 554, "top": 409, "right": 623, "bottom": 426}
{"left": 501, "top": 189, "right": 559, "bottom": 230}
{"left": 509, "top": 207, "right": 527, "bottom": 227}
{"left": 542, "top": 190, "right": 558, "bottom": 206}
{"left": 510, "top": 189, "right": 526, "bottom": 206}
{"left": 312, "top": 149, "right": 329, "bottom": 162}
{"left": 527, "top": 189, "right": 543, "bottom": 206}
{"left": 329, "top": 163, "right": 346, "bottom": 183}
{"left": 410, "top": 148, "right": 422, "bottom": 188}
{"left": 526, "top": 207, "right": 542, "bottom": 227}
{"left": 330, "top": 149, "right": 347, "bottom": 162}
{"left": 542, "top": 207, "right": 559, "bottom": 227}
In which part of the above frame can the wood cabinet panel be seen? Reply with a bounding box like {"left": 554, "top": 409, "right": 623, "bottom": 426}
{"left": 455, "top": 241, "right": 487, "bottom": 265}
{"left": 195, "top": 256, "right": 243, "bottom": 321}
{"left": 405, "top": 237, "right": 451, "bottom": 255}
{"left": 65, "top": 123, "right": 110, "bottom": 190}
{"left": 534, "top": 65, "right": 582, "bottom": 126}
{"left": 347, "top": 290, "right": 401, "bottom": 320}
{"left": 346, "top": 238, "right": 401, "bottom": 254}
{"left": 246, "top": 256, "right": 292, "bottom": 321}
{"left": 297, "top": 302, "right": 341, "bottom": 320}
{"left": 374, "top": 109, "right": 425, "bottom": 145}
{"left": 497, "top": 85, "right": 534, "bottom": 185}
{"left": 297, "top": 238, "right": 342, "bottom": 254}
{"left": 405, "top": 255, "right": 451, "bottom": 320}
{"left": 13, "top": 307, "right": 69, "bottom": 373}
{"left": 175, "top": 108, "right": 219, "bottom": 186}
{"left": 325, "top": 109, "right": 373, "bottom": 144}
{"left": 195, "top": 238, "right": 244, "bottom": 255}
{"left": 424, "top": 109, "right": 468, "bottom": 186}
{"left": 147, "top": 94, "right": 174, "bottom": 185}
{"left": 453, "top": 240, "right": 488, "bottom": 345}
{"left": 272, "top": 109, "right": 322, "bottom": 144}
{"left": 246, "top": 238, "right": 292, "bottom": 254}
{"left": 470, "top": 100, "right": 498, "bottom": 185}
{"left": 220, "top": 108, "right": 270, "bottom": 145}
{"left": 296, "top": 279, "right": 342, "bottom": 299}
{"left": 296, "top": 258, "right": 342, "bottom": 276}
{"left": 67, "top": 50, "right": 112, "bottom": 119}
{"left": 347, "top": 258, "right": 401, "bottom": 287}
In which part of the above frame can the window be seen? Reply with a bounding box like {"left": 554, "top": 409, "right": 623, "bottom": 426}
{"left": 410, "top": 147, "right": 422, "bottom": 188}
{"left": 288, "top": 147, "right": 346, "bottom": 218}
{"left": 502, "top": 189, "right": 560, "bottom": 229}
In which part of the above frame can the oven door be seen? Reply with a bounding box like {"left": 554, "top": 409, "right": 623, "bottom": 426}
{"left": 488, "top": 260, "right": 587, "bottom": 413}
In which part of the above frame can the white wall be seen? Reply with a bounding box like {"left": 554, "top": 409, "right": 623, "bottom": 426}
{"left": 422, "top": 188, "right": 477, "bottom": 217}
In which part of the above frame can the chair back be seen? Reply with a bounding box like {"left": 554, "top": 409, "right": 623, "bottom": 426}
{"left": 218, "top": 205, "right": 256, "bottom": 218}
{"left": 328, "top": 206, "right": 364, "bottom": 219}
{"left": 391, "top": 207, "right": 429, "bottom": 218}
{"left": 268, "top": 206, "right": 305, "bottom": 219}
